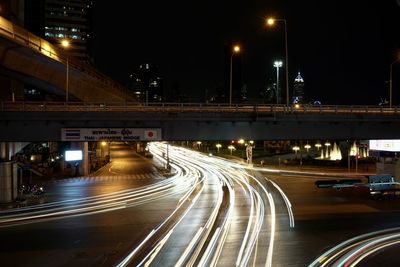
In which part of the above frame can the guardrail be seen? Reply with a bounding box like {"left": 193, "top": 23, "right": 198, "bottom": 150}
{"left": 1, "top": 101, "right": 399, "bottom": 115}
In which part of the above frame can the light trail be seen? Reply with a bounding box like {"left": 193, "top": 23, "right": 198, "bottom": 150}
{"left": 309, "top": 227, "right": 400, "bottom": 267}
{"left": 3, "top": 141, "right": 296, "bottom": 266}
{"left": 269, "top": 179, "right": 295, "bottom": 228}
{"left": 116, "top": 143, "right": 207, "bottom": 266}
{"left": 144, "top": 143, "right": 292, "bottom": 267}
{"left": 0, "top": 147, "right": 198, "bottom": 227}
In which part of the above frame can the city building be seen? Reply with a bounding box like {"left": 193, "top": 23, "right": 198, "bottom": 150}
{"left": 259, "top": 78, "right": 276, "bottom": 104}
{"left": 292, "top": 71, "right": 305, "bottom": 104}
{"left": 24, "top": 0, "right": 94, "bottom": 63}
{"left": 128, "top": 63, "right": 163, "bottom": 103}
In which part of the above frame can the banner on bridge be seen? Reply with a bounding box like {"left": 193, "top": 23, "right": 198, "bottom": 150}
{"left": 61, "top": 128, "right": 161, "bottom": 141}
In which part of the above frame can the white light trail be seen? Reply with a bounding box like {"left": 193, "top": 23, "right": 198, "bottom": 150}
{"left": 309, "top": 227, "right": 400, "bottom": 267}
{"left": 269, "top": 179, "right": 295, "bottom": 228}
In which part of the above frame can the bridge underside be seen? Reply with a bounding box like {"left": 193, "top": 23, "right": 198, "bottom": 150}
{"left": 1, "top": 111, "right": 400, "bottom": 141}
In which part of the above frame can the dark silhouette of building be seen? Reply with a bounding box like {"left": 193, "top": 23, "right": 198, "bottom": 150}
{"left": 128, "top": 63, "right": 163, "bottom": 103}
{"left": 259, "top": 78, "right": 276, "bottom": 104}
{"left": 24, "top": 0, "right": 94, "bottom": 63}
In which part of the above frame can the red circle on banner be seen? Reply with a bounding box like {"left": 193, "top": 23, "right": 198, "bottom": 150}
{"left": 147, "top": 131, "right": 154, "bottom": 137}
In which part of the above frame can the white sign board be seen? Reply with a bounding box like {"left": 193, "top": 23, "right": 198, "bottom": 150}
{"left": 369, "top": 139, "right": 400, "bottom": 152}
{"left": 61, "top": 128, "right": 161, "bottom": 141}
{"left": 65, "top": 150, "right": 83, "bottom": 161}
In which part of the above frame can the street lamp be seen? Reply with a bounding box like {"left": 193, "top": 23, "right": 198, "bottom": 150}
{"left": 215, "top": 143, "right": 222, "bottom": 153}
{"left": 273, "top": 60, "right": 283, "bottom": 104}
{"left": 61, "top": 39, "right": 70, "bottom": 102}
{"left": 304, "top": 143, "right": 311, "bottom": 152}
{"left": 292, "top": 145, "right": 300, "bottom": 158}
{"left": 197, "top": 141, "right": 202, "bottom": 151}
{"left": 230, "top": 45, "right": 241, "bottom": 106}
{"left": 389, "top": 55, "right": 400, "bottom": 107}
{"left": 267, "top": 17, "right": 289, "bottom": 106}
{"left": 228, "top": 145, "right": 236, "bottom": 155}
{"left": 315, "top": 142, "right": 322, "bottom": 150}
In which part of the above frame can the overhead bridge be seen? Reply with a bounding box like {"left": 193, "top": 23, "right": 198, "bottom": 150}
{"left": 0, "top": 16, "right": 136, "bottom": 102}
{"left": 1, "top": 102, "right": 400, "bottom": 141}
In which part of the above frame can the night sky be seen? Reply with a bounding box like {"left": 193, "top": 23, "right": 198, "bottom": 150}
{"left": 92, "top": 1, "right": 400, "bottom": 105}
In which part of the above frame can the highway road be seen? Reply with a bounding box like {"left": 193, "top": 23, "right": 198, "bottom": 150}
{"left": 0, "top": 143, "right": 188, "bottom": 266}
{"left": 1, "top": 142, "right": 400, "bottom": 266}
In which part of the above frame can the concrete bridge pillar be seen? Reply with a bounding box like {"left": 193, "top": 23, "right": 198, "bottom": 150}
{"left": 81, "top": 142, "right": 88, "bottom": 176}
{"left": 0, "top": 142, "right": 9, "bottom": 160}
{"left": 0, "top": 161, "right": 18, "bottom": 203}
{"left": 0, "top": 142, "right": 29, "bottom": 161}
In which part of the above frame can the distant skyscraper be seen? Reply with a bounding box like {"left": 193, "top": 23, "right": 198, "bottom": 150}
{"left": 128, "top": 63, "right": 163, "bottom": 103}
{"left": 24, "top": 0, "right": 94, "bottom": 62}
{"left": 260, "top": 78, "right": 275, "bottom": 104}
{"left": 292, "top": 72, "right": 305, "bottom": 104}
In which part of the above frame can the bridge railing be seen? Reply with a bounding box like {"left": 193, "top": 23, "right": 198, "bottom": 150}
{"left": 1, "top": 101, "right": 399, "bottom": 115}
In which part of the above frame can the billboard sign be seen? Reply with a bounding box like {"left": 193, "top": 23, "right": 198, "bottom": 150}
{"left": 369, "top": 139, "right": 400, "bottom": 152}
{"left": 61, "top": 128, "right": 161, "bottom": 141}
{"left": 65, "top": 150, "right": 83, "bottom": 161}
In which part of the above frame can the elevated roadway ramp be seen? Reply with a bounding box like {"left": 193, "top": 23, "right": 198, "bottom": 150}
{"left": 0, "top": 16, "right": 136, "bottom": 102}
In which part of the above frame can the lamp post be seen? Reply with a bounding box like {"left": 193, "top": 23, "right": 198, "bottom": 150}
{"left": 390, "top": 56, "right": 400, "bottom": 107}
{"left": 315, "top": 142, "right": 322, "bottom": 151}
{"left": 61, "top": 39, "right": 70, "bottom": 102}
{"left": 228, "top": 145, "right": 236, "bottom": 155}
{"left": 267, "top": 18, "right": 289, "bottom": 106}
{"left": 197, "top": 141, "right": 202, "bottom": 151}
{"left": 292, "top": 145, "right": 300, "bottom": 158}
{"left": 273, "top": 61, "right": 283, "bottom": 104}
{"left": 230, "top": 45, "right": 241, "bottom": 106}
{"left": 216, "top": 143, "right": 222, "bottom": 153}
